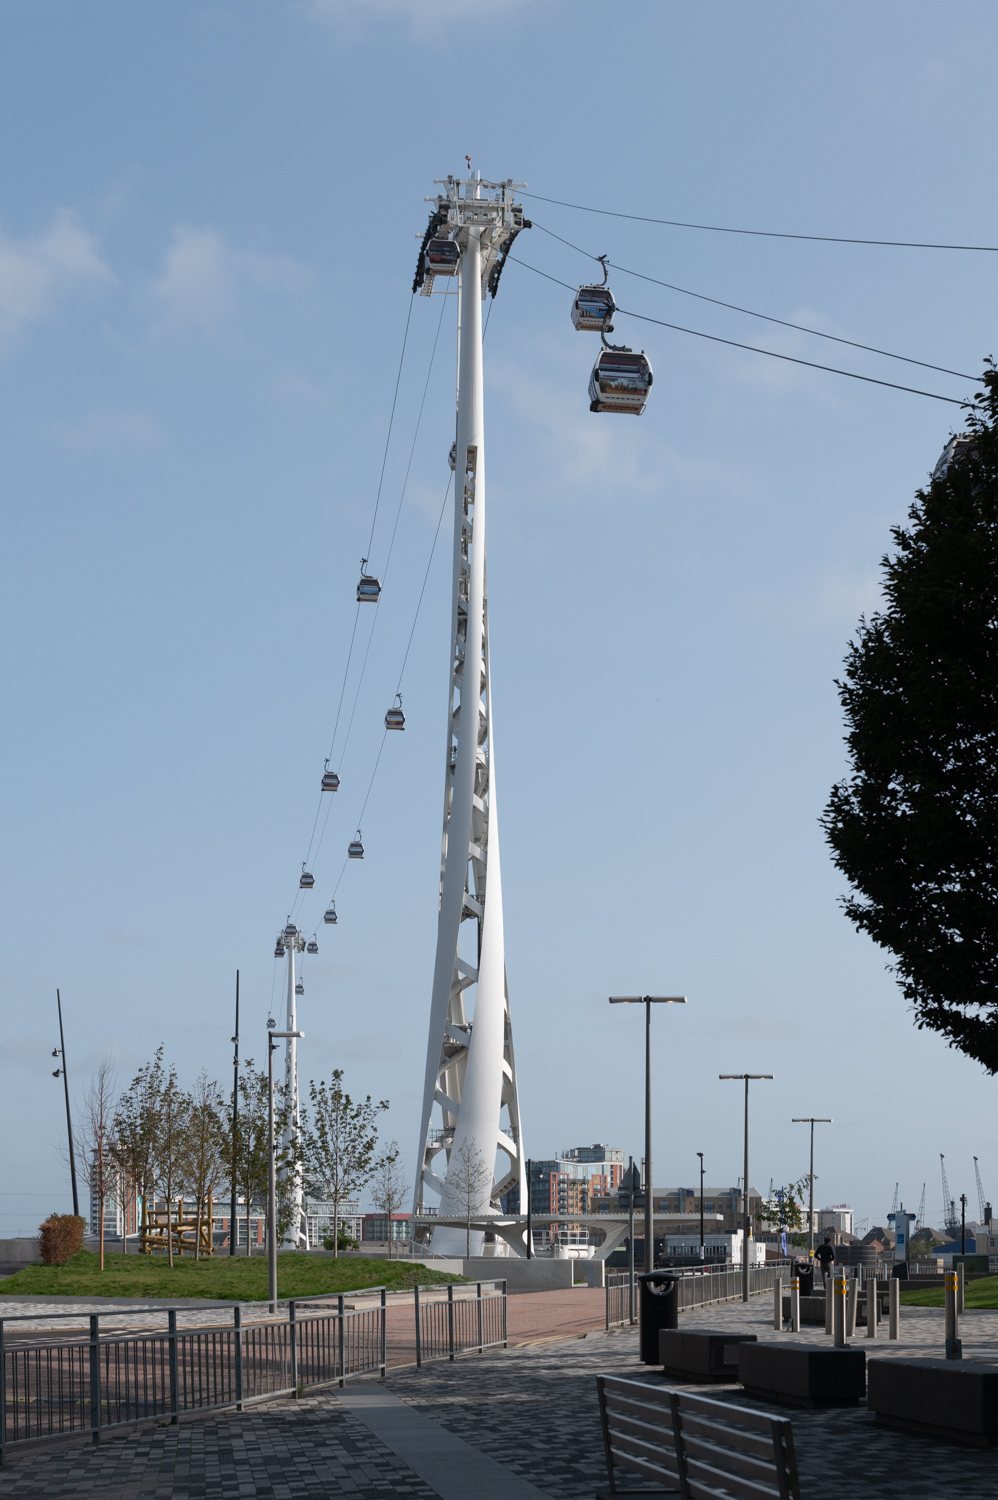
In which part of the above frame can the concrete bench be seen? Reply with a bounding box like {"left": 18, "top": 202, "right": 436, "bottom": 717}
{"left": 596, "top": 1374, "right": 801, "bottom": 1499}
{"left": 659, "top": 1329, "right": 757, "bottom": 1382}
{"left": 730, "top": 1342, "right": 866, "bottom": 1408}
{"left": 868, "top": 1358, "right": 998, "bottom": 1447}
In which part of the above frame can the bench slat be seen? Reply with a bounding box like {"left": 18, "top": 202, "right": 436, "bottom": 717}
{"left": 604, "top": 1389, "right": 675, "bottom": 1421}
{"left": 608, "top": 1410, "right": 680, "bottom": 1448}
{"left": 677, "top": 1412, "right": 775, "bottom": 1459}
{"left": 610, "top": 1448, "right": 683, "bottom": 1487}
{"left": 676, "top": 1390, "right": 787, "bottom": 1436}
{"left": 602, "top": 1377, "right": 674, "bottom": 1406}
{"left": 609, "top": 1428, "right": 681, "bottom": 1475}
{"left": 681, "top": 1434, "right": 784, "bottom": 1486}
{"left": 685, "top": 1456, "right": 783, "bottom": 1500}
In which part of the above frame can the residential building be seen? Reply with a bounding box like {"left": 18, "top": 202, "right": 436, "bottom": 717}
{"left": 818, "top": 1205, "right": 853, "bottom": 1237}
{"left": 362, "top": 1212, "right": 412, "bottom": 1244}
{"left": 588, "top": 1183, "right": 762, "bottom": 1235}
{"left": 89, "top": 1168, "right": 141, "bottom": 1238}
{"left": 305, "top": 1199, "right": 362, "bottom": 1249}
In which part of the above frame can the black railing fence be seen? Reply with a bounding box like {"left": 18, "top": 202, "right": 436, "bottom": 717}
{"left": 606, "top": 1261, "right": 794, "bottom": 1329}
{"left": 0, "top": 1280, "right": 506, "bottom": 1463}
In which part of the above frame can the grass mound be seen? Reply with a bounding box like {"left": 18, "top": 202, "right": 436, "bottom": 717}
{"left": 0, "top": 1252, "right": 463, "bottom": 1301}
{"left": 900, "top": 1275, "right": 998, "bottom": 1309}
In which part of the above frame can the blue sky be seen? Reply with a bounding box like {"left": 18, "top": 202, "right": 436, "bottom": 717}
{"left": 2, "top": 0, "right": 996, "bottom": 1237}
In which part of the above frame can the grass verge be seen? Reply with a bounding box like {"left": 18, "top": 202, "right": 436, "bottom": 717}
{"left": 0, "top": 1252, "right": 464, "bottom": 1301}
{"left": 901, "top": 1275, "right": 998, "bottom": 1309}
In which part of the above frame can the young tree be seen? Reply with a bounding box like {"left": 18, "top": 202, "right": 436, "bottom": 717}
{"left": 370, "top": 1140, "right": 410, "bottom": 1261}
{"left": 181, "top": 1072, "right": 227, "bottom": 1259}
{"left": 755, "top": 1178, "right": 811, "bottom": 1256}
{"left": 822, "top": 365, "right": 998, "bottom": 1071}
{"left": 153, "top": 1064, "right": 190, "bottom": 1269}
{"left": 76, "top": 1058, "right": 118, "bottom": 1272}
{"left": 113, "top": 1049, "right": 166, "bottom": 1252}
{"left": 444, "top": 1139, "right": 492, "bottom": 1258}
{"left": 304, "top": 1071, "right": 387, "bottom": 1259}
{"left": 229, "top": 1063, "right": 297, "bottom": 1255}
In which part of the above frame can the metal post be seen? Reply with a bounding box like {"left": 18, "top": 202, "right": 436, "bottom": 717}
{"left": 957, "top": 1259, "right": 965, "bottom": 1314}
{"left": 866, "top": 1273, "right": 877, "bottom": 1339}
{"left": 773, "top": 1274, "right": 783, "bottom": 1331}
{"left": 337, "top": 1294, "right": 345, "bottom": 1386}
{"left": 0, "top": 1317, "right": 6, "bottom": 1469}
{"left": 501, "top": 1278, "right": 507, "bottom": 1348}
{"left": 846, "top": 1273, "right": 858, "bottom": 1338}
{"left": 168, "top": 1310, "right": 179, "bottom": 1423}
{"left": 945, "top": 1270, "right": 961, "bottom": 1358}
{"left": 476, "top": 1282, "right": 483, "bottom": 1353}
{"left": 234, "top": 1305, "right": 243, "bottom": 1410}
{"left": 645, "top": 999, "right": 653, "bottom": 1272}
{"left": 89, "top": 1314, "right": 100, "bottom": 1445}
{"left": 627, "top": 1155, "right": 636, "bottom": 1324}
{"left": 268, "top": 1037, "right": 277, "bottom": 1314}
{"left": 824, "top": 1271, "right": 833, "bottom": 1334}
{"left": 230, "top": 972, "right": 239, "bottom": 1256}
{"left": 447, "top": 1282, "right": 455, "bottom": 1360}
{"left": 961, "top": 1193, "right": 967, "bottom": 1256}
{"left": 56, "top": 991, "right": 80, "bottom": 1219}
{"left": 414, "top": 1284, "right": 422, "bottom": 1367}
{"left": 833, "top": 1267, "right": 846, "bottom": 1346}
{"left": 289, "top": 1299, "right": 298, "bottom": 1397}
{"left": 526, "top": 1158, "right": 532, "bottom": 1258}
{"left": 380, "top": 1288, "right": 387, "bottom": 1379}
{"left": 889, "top": 1275, "right": 900, "bottom": 1340}
{"left": 790, "top": 1276, "right": 800, "bottom": 1333}
{"left": 697, "top": 1151, "right": 705, "bottom": 1260}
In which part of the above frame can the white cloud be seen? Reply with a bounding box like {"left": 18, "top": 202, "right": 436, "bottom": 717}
{"left": 0, "top": 211, "right": 111, "bottom": 352}
{"left": 150, "top": 226, "right": 312, "bottom": 335}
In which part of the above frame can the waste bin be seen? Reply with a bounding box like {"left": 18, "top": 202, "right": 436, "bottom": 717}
{"left": 792, "top": 1259, "right": 814, "bottom": 1298}
{"left": 890, "top": 1261, "right": 909, "bottom": 1280}
{"left": 638, "top": 1271, "right": 678, "bottom": 1364}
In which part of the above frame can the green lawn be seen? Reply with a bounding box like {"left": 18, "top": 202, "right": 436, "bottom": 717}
{"left": 901, "top": 1275, "right": 998, "bottom": 1309}
{"left": 0, "top": 1251, "right": 464, "bottom": 1301}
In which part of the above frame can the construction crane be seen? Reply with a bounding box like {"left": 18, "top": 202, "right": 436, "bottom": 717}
{"left": 915, "top": 1184, "right": 926, "bottom": 1233}
{"left": 889, "top": 1183, "right": 899, "bottom": 1218}
{"left": 974, "top": 1157, "right": 987, "bottom": 1223}
{"left": 940, "top": 1154, "right": 958, "bottom": 1237}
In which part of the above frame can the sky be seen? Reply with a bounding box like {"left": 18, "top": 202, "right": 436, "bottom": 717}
{"left": 1, "top": 0, "right": 997, "bottom": 1239}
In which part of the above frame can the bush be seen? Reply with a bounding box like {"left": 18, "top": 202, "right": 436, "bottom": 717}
{"left": 39, "top": 1214, "right": 87, "bottom": 1265}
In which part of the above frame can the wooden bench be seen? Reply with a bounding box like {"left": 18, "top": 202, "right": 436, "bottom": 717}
{"left": 596, "top": 1374, "right": 801, "bottom": 1499}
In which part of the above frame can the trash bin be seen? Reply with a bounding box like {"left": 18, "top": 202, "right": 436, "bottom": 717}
{"left": 792, "top": 1259, "right": 814, "bottom": 1298}
{"left": 890, "top": 1261, "right": 909, "bottom": 1280}
{"left": 638, "top": 1271, "right": 678, "bottom": 1364}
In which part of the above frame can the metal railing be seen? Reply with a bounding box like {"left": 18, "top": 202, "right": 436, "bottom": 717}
{"left": 606, "top": 1262, "right": 793, "bottom": 1329}
{"left": 0, "top": 1280, "right": 505, "bottom": 1464}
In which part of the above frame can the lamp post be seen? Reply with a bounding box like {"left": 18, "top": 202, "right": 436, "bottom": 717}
{"left": 697, "top": 1151, "right": 705, "bottom": 1262}
{"left": 267, "top": 1026, "right": 303, "bottom": 1313}
{"left": 51, "top": 989, "right": 79, "bottom": 1218}
{"left": 791, "top": 1117, "right": 832, "bottom": 1256}
{"left": 230, "top": 971, "right": 240, "bottom": 1256}
{"left": 610, "top": 996, "right": 687, "bottom": 1274}
{"left": 720, "top": 1073, "right": 773, "bottom": 1302}
{"left": 961, "top": 1193, "right": 967, "bottom": 1256}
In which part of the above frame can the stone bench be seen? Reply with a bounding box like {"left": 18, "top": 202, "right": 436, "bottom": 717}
{"left": 868, "top": 1358, "right": 998, "bottom": 1447}
{"left": 659, "top": 1329, "right": 757, "bottom": 1382}
{"left": 730, "top": 1341, "right": 866, "bottom": 1408}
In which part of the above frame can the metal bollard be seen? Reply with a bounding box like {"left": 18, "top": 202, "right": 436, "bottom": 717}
{"left": 773, "top": 1274, "right": 783, "bottom": 1330}
{"left": 945, "top": 1270, "right": 962, "bottom": 1359}
{"left": 833, "top": 1268, "right": 847, "bottom": 1346}
{"left": 866, "top": 1273, "right": 877, "bottom": 1340}
{"left": 889, "top": 1275, "right": 900, "bottom": 1340}
{"left": 790, "top": 1276, "right": 800, "bottom": 1333}
{"left": 957, "top": 1260, "right": 965, "bottom": 1315}
{"left": 846, "top": 1273, "right": 858, "bottom": 1338}
{"left": 825, "top": 1273, "right": 833, "bottom": 1335}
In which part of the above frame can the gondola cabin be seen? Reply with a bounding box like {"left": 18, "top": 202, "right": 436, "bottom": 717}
{"left": 306, "top": 939, "right": 318, "bottom": 954}
{"left": 300, "top": 869, "right": 315, "bottom": 890}
{"left": 572, "top": 284, "right": 616, "bottom": 332}
{"left": 295, "top": 979, "right": 304, "bottom": 996}
{"left": 348, "top": 832, "right": 365, "bottom": 859}
{"left": 284, "top": 924, "right": 297, "bottom": 939}
{"left": 323, "top": 902, "right": 338, "bottom": 925}
{"left": 424, "top": 237, "right": 460, "bottom": 277}
{"left": 385, "top": 695, "right": 405, "bottom": 730}
{"left": 274, "top": 943, "right": 285, "bottom": 958}
{"left": 357, "top": 563, "right": 381, "bottom": 603}
{"left": 321, "top": 766, "right": 340, "bottom": 792}
{"left": 589, "top": 348, "right": 653, "bottom": 415}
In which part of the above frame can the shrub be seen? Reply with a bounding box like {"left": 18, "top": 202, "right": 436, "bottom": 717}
{"left": 39, "top": 1214, "right": 87, "bottom": 1265}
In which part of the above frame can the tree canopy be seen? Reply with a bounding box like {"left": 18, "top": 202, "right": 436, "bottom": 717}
{"left": 822, "top": 364, "right": 998, "bottom": 1070}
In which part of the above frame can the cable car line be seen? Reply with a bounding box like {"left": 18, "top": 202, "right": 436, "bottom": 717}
{"left": 508, "top": 255, "right": 969, "bottom": 406}
{"left": 532, "top": 221, "right": 978, "bottom": 383}
{"left": 364, "top": 293, "right": 416, "bottom": 564}
{"left": 520, "top": 191, "right": 998, "bottom": 252}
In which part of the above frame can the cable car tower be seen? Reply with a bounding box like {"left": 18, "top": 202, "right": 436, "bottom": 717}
{"left": 274, "top": 921, "right": 308, "bottom": 1248}
{"left": 412, "top": 172, "right": 528, "bottom": 1254}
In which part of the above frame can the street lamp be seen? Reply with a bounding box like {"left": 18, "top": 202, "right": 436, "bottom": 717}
{"left": 697, "top": 1151, "right": 705, "bottom": 1261}
{"left": 51, "top": 989, "right": 79, "bottom": 1219}
{"left": 610, "top": 996, "right": 687, "bottom": 1274}
{"left": 268, "top": 1026, "right": 303, "bottom": 1314}
{"left": 720, "top": 1073, "right": 774, "bottom": 1302}
{"left": 791, "top": 1117, "right": 832, "bottom": 1256}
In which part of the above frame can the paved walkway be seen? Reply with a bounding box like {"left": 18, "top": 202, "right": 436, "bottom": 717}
{"left": 2, "top": 1294, "right": 997, "bottom": 1496}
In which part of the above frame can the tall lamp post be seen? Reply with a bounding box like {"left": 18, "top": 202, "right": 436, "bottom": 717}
{"left": 791, "top": 1117, "right": 832, "bottom": 1256}
{"left": 268, "top": 1026, "right": 303, "bottom": 1314}
{"left": 51, "top": 989, "right": 79, "bottom": 1218}
{"left": 697, "top": 1151, "right": 705, "bottom": 1262}
{"left": 230, "top": 971, "right": 240, "bottom": 1256}
{"left": 720, "top": 1073, "right": 773, "bottom": 1302}
{"left": 610, "top": 996, "right": 687, "bottom": 1274}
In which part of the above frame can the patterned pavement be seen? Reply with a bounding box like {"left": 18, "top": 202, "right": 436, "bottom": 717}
{"left": 2, "top": 1294, "right": 997, "bottom": 1497}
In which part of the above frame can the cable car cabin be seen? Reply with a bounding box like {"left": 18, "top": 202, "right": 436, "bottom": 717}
{"left": 589, "top": 348, "right": 653, "bottom": 415}
{"left": 323, "top": 902, "right": 338, "bottom": 925}
{"left": 295, "top": 980, "right": 304, "bottom": 995}
{"left": 284, "top": 923, "right": 298, "bottom": 938}
{"left": 348, "top": 832, "right": 365, "bottom": 859}
{"left": 424, "top": 238, "right": 460, "bottom": 278}
{"left": 274, "top": 943, "right": 285, "bottom": 958}
{"left": 357, "top": 561, "right": 381, "bottom": 603}
{"left": 385, "top": 695, "right": 405, "bottom": 730}
{"left": 321, "top": 766, "right": 340, "bottom": 792}
{"left": 572, "top": 284, "right": 616, "bottom": 332}
{"left": 300, "top": 869, "right": 315, "bottom": 890}
{"left": 306, "top": 939, "right": 318, "bottom": 954}
{"left": 448, "top": 441, "right": 456, "bottom": 472}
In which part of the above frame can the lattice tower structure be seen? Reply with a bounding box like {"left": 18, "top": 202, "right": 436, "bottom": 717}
{"left": 413, "top": 174, "right": 527, "bottom": 1255}
{"left": 278, "top": 925, "right": 308, "bottom": 1248}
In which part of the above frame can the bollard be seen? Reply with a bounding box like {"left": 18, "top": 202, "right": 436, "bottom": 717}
{"left": 846, "top": 1273, "right": 858, "bottom": 1338}
{"left": 945, "top": 1270, "right": 962, "bottom": 1359}
{"left": 957, "top": 1260, "right": 965, "bottom": 1315}
{"left": 889, "top": 1275, "right": 900, "bottom": 1340}
{"left": 825, "top": 1273, "right": 833, "bottom": 1335}
{"left": 833, "top": 1267, "right": 847, "bottom": 1347}
{"left": 790, "top": 1276, "right": 800, "bottom": 1334}
{"left": 773, "top": 1274, "right": 783, "bottom": 1331}
{"left": 866, "top": 1274, "right": 877, "bottom": 1340}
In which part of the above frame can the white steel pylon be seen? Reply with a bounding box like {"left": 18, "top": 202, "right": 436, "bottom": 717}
{"left": 413, "top": 174, "right": 527, "bottom": 1255}
{"left": 276, "top": 921, "right": 308, "bottom": 1248}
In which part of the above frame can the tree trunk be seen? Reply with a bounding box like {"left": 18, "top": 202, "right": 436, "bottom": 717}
{"left": 99, "top": 1197, "right": 105, "bottom": 1271}
{"left": 333, "top": 1195, "right": 339, "bottom": 1259}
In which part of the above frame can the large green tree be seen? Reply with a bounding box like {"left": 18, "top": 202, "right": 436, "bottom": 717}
{"left": 822, "top": 364, "right": 998, "bottom": 1069}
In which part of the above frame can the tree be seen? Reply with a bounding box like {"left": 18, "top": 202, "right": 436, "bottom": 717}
{"left": 180, "top": 1072, "right": 227, "bottom": 1259}
{"left": 113, "top": 1049, "right": 166, "bottom": 1253}
{"left": 153, "top": 1064, "right": 190, "bottom": 1269}
{"left": 755, "top": 1178, "right": 811, "bottom": 1255}
{"left": 370, "top": 1140, "right": 409, "bottom": 1260}
{"left": 229, "top": 1062, "right": 297, "bottom": 1254}
{"left": 304, "top": 1071, "right": 387, "bottom": 1258}
{"left": 76, "top": 1059, "right": 118, "bottom": 1271}
{"left": 822, "top": 365, "right": 998, "bottom": 1071}
{"left": 445, "top": 1139, "right": 493, "bottom": 1258}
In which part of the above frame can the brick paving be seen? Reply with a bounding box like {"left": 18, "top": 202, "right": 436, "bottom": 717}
{"left": 2, "top": 1292, "right": 998, "bottom": 1497}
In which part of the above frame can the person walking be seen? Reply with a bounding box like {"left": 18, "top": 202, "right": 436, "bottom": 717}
{"left": 814, "top": 1234, "right": 836, "bottom": 1285}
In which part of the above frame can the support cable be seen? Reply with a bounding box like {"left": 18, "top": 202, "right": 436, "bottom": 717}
{"left": 508, "top": 255, "right": 970, "bottom": 406}
{"left": 521, "top": 191, "right": 998, "bottom": 252}
{"left": 532, "top": 221, "right": 978, "bottom": 382}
